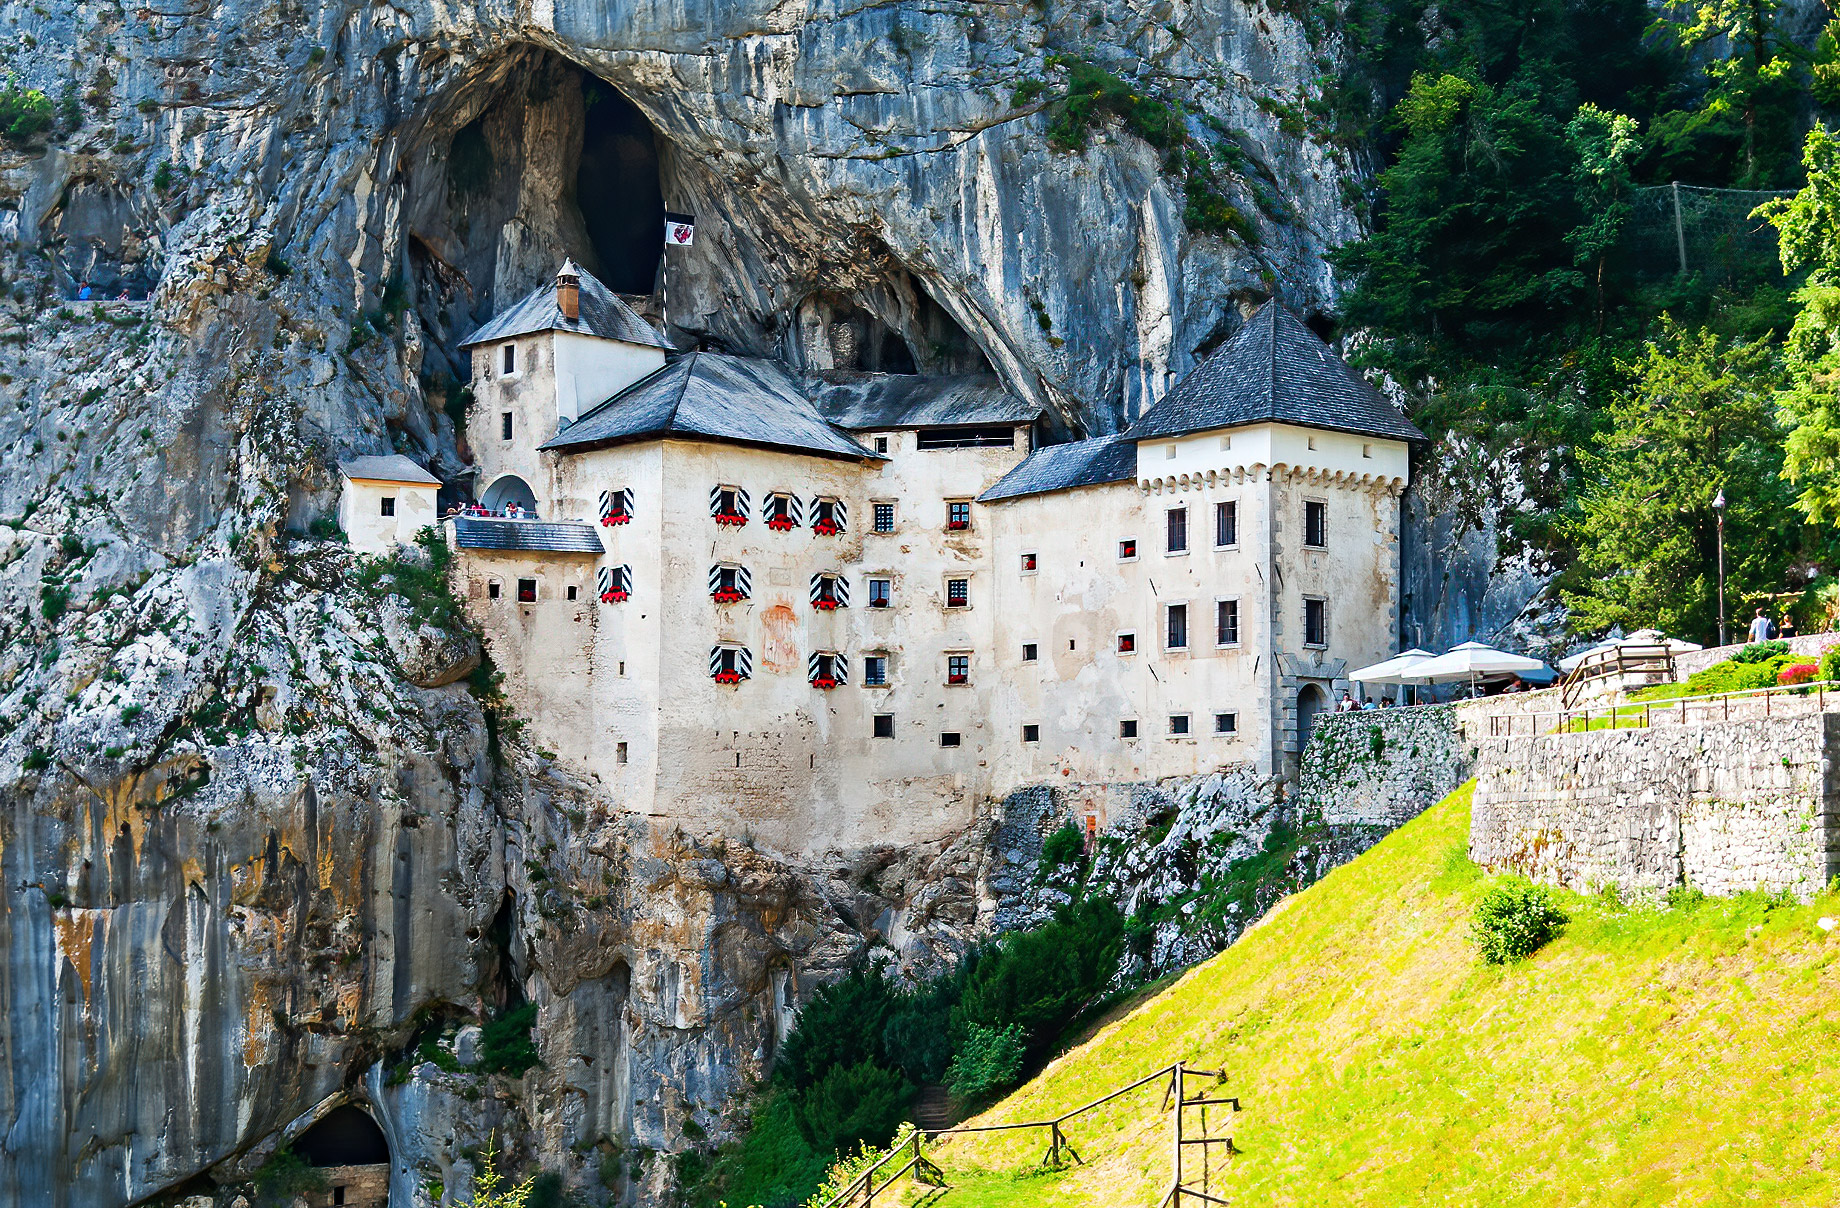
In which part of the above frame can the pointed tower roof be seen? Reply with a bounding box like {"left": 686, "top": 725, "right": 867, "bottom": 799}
{"left": 459, "top": 261, "right": 670, "bottom": 351}
{"left": 1127, "top": 303, "right": 1423, "bottom": 444}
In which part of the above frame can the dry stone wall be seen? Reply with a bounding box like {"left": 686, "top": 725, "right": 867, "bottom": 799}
{"left": 1296, "top": 705, "right": 1475, "bottom": 829}
{"left": 1470, "top": 714, "right": 1840, "bottom": 900}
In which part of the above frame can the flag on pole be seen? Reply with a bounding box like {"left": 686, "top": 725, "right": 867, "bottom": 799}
{"left": 664, "top": 212, "right": 695, "bottom": 247}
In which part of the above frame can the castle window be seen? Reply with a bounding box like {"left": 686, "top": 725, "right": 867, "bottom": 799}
{"left": 867, "top": 578, "right": 892, "bottom": 608}
{"left": 566, "top": 585, "right": 578, "bottom": 601}
{"left": 810, "top": 572, "right": 849, "bottom": 610}
{"left": 487, "top": 579, "right": 502, "bottom": 600}
{"left": 1214, "top": 712, "right": 1238, "bottom": 734}
{"left": 946, "top": 654, "right": 969, "bottom": 685}
{"left": 1120, "top": 719, "right": 1138, "bottom": 739}
{"left": 334, "top": 1188, "right": 346, "bottom": 1206}
{"left": 1304, "top": 500, "right": 1327, "bottom": 548}
{"left": 875, "top": 435, "right": 890, "bottom": 454}
{"left": 1304, "top": 597, "right": 1328, "bottom": 646}
{"left": 501, "top": 412, "right": 514, "bottom": 441}
{"left": 808, "top": 651, "right": 847, "bottom": 690}
{"left": 873, "top": 714, "right": 895, "bottom": 738}
{"left": 517, "top": 578, "right": 538, "bottom": 603}
{"left": 1217, "top": 599, "right": 1240, "bottom": 646}
{"left": 939, "top": 732, "right": 962, "bottom": 748}
{"left": 918, "top": 425, "right": 1014, "bottom": 449}
{"left": 1168, "top": 713, "right": 1191, "bottom": 736}
{"left": 1022, "top": 723, "right": 1040, "bottom": 743}
{"left": 1166, "top": 507, "right": 1188, "bottom": 553}
{"left": 598, "top": 565, "right": 632, "bottom": 603}
{"left": 1022, "top": 642, "right": 1038, "bottom": 662}
{"left": 945, "top": 500, "right": 972, "bottom": 531}
{"left": 1363, "top": 443, "right": 1374, "bottom": 458}
{"left": 945, "top": 578, "right": 969, "bottom": 608}
{"left": 811, "top": 496, "right": 846, "bottom": 536}
{"left": 600, "top": 488, "right": 633, "bottom": 526}
{"left": 710, "top": 564, "right": 752, "bottom": 603}
{"left": 863, "top": 655, "right": 889, "bottom": 686}
{"left": 765, "top": 492, "right": 800, "bottom": 531}
{"left": 380, "top": 496, "right": 395, "bottom": 517}
{"left": 1020, "top": 551, "right": 1038, "bottom": 574}
{"left": 1216, "top": 500, "right": 1238, "bottom": 547}
{"left": 1118, "top": 538, "right": 1138, "bottom": 562}
{"left": 711, "top": 485, "right": 750, "bottom": 526}
{"left": 872, "top": 502, "right": 896, "bottom": 533}
{"left": 502, "top": 344, "right": 516, "bottom": 374}
{"left": 1117, "top": 632, "right": 1136, "bottom": 654}
{"left": 709, "top": 644, "right": 753, "bottom": 684}
{"left": 617, "top": 741, "right": 629, "bottom": 764}
{"left": 1166, "top": 603, "right": 1189, "bottom": 650}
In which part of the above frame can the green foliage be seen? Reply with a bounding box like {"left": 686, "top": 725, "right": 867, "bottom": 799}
{"left": 1820, "top": 644, "right": 1840, "bottom": 685}
{"left": 1037, "top": 821, "right": 1085, "bottom": 881}
{"left": 685, "top": 1088, "right": 829, "bottom": 1208}
{"left": 252, "top": 1146, "right": 327, "bottom": 1206}
{"left": 792, "top": 1060, "right": 912, "bottom": 1154}
{"left": 477, "top": 1002, "right": 540, "bottom": 1076}
{"left": 1471, "top": 879, "right": 1570, "bottom": 964}
{"left": 799, "top": 1124, "right": 923, "bottom": 1208}
{"left": 1044, "top": 57, "right": 1183, "bottom": 153}
{"left": 307, "top": 514, "right": 346, "bottom": 541}
{"left": 353, "top": 526, "right": 462, "bottom": 631}
{"left": 152, "top": 161, "right": 173, "bottom": 192}
{"left": 22, "top": 747, "right": 50, "bottom": 771}
{"left": 955, "top": 897, "right": 1123, "bottom": 1042}
{"left": 40, "top": 583, "right": 69, "bottom": 621}
{"left": 1730, "top": 639, "right": 1789, "bottom": 664}
{"left": 777, "top": 962, "right": 904, "bottom": 1091}
{"left": 0, "top": 83, "right": 53, "bottom": 146}
{"left": 944, "top": 1022, "right": 1026, "bottom": 1099}
{"left": 470, "top": 1134, "right": 536, "bottom": 1208}
{"left": 264, "top": 248, "right": 292, "bottom": 278}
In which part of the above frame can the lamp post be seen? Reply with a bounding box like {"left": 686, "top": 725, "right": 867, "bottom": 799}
{"left": 1713, "top": 488, "right": 1727, "bottom": 647}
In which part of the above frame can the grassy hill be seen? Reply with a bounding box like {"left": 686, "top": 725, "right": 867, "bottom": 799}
{"left": 920, "top": 783, "right": 1840, "bottom": 1207}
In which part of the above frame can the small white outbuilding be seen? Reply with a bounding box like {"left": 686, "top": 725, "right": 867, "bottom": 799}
{"left": 337, "top": 455, "right": 441, "bottom": 554}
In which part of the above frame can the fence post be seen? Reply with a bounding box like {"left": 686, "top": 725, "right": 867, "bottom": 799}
{"left": 1672, "top": 180, "right": 1688, "bottom": 275}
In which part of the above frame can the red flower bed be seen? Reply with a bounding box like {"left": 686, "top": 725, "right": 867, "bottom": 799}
{"left": 811, "top": 675, "right": 839, "bottom": 690}
{"left": 714, "top": 512, "right": 748, "bottom": 527}
{"left": 601, "top": 513, "right": 631, "bottom": 526}
{"left": 712, "top": 589, "right": 747, "bottom": 603}
{"left": 813, "top": 598, "right": 840, "bottom": 611}
{"left": 766, "top": 515, "right": 796, "bottom": 531}
{"left": 812, "top": 518, "right": 841, "bottom": 536}
{"left": 600, "top": 589, "right": 629, "bottom": 603}
{"left": 713, "top": 670, "right": 743, "bottom": 685}
{"left": 1778, "top": 662, "right": 1819, "bottom": 686}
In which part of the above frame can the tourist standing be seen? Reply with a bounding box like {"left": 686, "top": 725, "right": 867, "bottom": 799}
{"left": 1749, "top": 608, "right": 1773, "bottom": 644}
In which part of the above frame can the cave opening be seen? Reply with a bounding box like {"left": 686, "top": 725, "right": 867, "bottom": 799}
{"left": 293, "top": 1105, "right": 390, "bottom": 1167}
{"left": 576, "top": 76, "right": 665, "bottom": 295}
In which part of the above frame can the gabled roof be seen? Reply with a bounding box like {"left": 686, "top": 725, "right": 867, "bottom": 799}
{"left": 339, "top": 454, "right": 440, "bottom": 486}
{"left": 1127, "top": 303, "right": 1424, "bottom": 444}
{"left": 540, "top": 353, "right": 879, "bottom": 463}
{"left": 451, "top": 517, "right": 605, "bottom": 554}
{"left": 459, "top": 261, "right": 671, "bottom": 351}
{"left": 812, "top": 374, "right": 1041, "bottom": 430}
{"left": 979, "top": 434, "right": 1137, "bottom": 503}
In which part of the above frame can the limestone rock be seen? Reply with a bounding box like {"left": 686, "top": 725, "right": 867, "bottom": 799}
{"left": 379, "top": 594, "right": 482, "bottom": 688}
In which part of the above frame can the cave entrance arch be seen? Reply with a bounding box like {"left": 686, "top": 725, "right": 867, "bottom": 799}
{"left": 1296, "top": 683, "right": 1328, "bottom": 752}
{"left": 577, "top": 76, "right": 665, "bottom": 294}
{"left": 481, "top": 474, "right": 538, "bottom": 516}
{"left": 292, "top": 1105, "right": 390, "bottom": 1208}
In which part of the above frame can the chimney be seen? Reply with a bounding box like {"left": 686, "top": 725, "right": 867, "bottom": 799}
{"left": 556, "top": 261, "right": 581, "bottom": 322}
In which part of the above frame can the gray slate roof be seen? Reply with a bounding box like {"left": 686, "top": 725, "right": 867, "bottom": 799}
{"left": 459, "top": 262, "right": 671, "bottom": 351}
{"left": 541, "top": 353, "right": 878, "bottom": 463}
{"left": 813, "top": 374, "right": 1040, "bottom": 430}
{"left": 340, "top": 454, "right": 440, "bottom": 485}
{"left": 1127, "top": 303, "right": 1424, "bottom": 444}
{"left": 451, "top": 517, "right": 605, "bottom": 555}
{"left": 979, "top": 434, "right": 1138, "bottom": 503}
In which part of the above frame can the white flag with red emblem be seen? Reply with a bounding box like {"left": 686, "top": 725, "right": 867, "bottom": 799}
{"left": 664, "top": 212, "right": 695, "bottom": 247}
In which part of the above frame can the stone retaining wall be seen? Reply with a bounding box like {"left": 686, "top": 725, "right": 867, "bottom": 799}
{"left": 1470, "top": 713, "right": 1840, "bottom": 900}
{"left": 1298, "top": 705, "right": 1474, "bottom": 828}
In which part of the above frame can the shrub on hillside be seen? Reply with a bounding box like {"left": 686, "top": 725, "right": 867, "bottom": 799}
{"left": 1731, "top": 639, "right": 1789, "bottom": 664}
{"left": 1682, "top": 650, "right": 1796, "bottom": 695}
{"left": 1471, "top": 880, "right": 1569, "bottom": 964}
{"left": 1820, "top": 645, "right": 1840, "bottom": 686}
{"left": 944, "top": 1022, "right": 1027, "bottom": 1099}
{"left": 1778, "top": 662, "right": 1818, "bottom": 686}
{"left": 777, "top": 962, "right": 903, "bottom": 1090}
{"left": 1036, "top": 820, "right": 1086, "bottom": 883}
{"left": 792, "top": 1060, "right": 912, "bottom": 1154}
{"left": 955, "top": 897, "right": 1123, "bottom": 1043}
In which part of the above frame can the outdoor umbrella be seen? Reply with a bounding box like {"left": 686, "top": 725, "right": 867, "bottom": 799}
{"left": 1411, "top": 641, "right": 1549, "bottom": 696}
{"left": 1348, "top": 648, "right": 1437, "bottom": 704}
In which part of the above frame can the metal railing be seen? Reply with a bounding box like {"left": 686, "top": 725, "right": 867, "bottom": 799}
{"left": 1487, "top": 679, "right": 1840, "bottom": 738}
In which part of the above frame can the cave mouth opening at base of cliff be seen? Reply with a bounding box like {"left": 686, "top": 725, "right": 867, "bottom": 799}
{"left": 288, "top": 1104, "right": 392, "bottom": 1207}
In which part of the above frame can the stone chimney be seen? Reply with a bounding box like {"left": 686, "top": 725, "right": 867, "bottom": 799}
{"left": 556, "top": 260, "right": 581, "bottom": 322}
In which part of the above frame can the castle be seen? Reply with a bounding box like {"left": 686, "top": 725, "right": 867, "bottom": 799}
{"left": 342, "top": 263, "right": 1421, "bottom": 853}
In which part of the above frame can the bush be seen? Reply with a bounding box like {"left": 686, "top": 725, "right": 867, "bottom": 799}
{"left": 252, "top": 1146, "right": 327, "bottom": 1206}
{"left": 777, "top": 962, "right": 902, "bottom": 1091}
{"left": 1731, "top": 639, "right": 1788, "bottom": 664}
{"left": 1038, "top": 820, "right": 1085, "bottom": 881}
{"left": 1820, "top": 644, "right": 1840, "bottom": 686}
{"left": 1778, "top": 662, "right": 1818, "bottom": 686}
{"left": 955, "top": 897, "right": 1123, "bottom": 1042}
{"left": 944, "top": 1022, "right": 1026, "bottom": 1099}
{"left": 1471, "top": 880, "right": 1569, "bottom": 964}
{"left": 0, "top": 85, "right": 53, "bottom": 146}
{"left": 792, "top": 1060, "right": 912, "bottom": 1155}
{"left": 477, "top": 1002, "right": 540, "bottom": 1075}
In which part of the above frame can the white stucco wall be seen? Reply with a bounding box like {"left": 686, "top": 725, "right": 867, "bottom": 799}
{"left": 1135, "top": 422, "right": 1409, "bottom": 489}
{"left": 339, "top": 478, "right": 437, "bottom": 554}
{"left": 551, "top": 331, "right": 665, "bottom": 423}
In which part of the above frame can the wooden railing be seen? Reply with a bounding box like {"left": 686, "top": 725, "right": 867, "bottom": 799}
{"left": 1487, "top": 679, "right": 1840, "bottom": 738}
{"left": 1559, "top": 643, "right": 1677, "bottom": 708}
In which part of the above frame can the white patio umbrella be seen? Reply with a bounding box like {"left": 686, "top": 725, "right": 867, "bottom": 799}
{"left": 1411, "top": 641, "right": 1549, "bottom": 696}
{"left": 1348, "top": 648, "right": 1438, "bottom": 704}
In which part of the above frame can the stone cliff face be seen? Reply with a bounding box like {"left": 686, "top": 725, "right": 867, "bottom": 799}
{"left": 0, "top": 0, "right": 1496, "bottom": 1203}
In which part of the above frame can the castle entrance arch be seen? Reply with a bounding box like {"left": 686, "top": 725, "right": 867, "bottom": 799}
{"left": 1296, "top": 683, "right": 1328, "bottom": 752}
{"left": 481, "top": 474, "right": 538, "bottom": 515}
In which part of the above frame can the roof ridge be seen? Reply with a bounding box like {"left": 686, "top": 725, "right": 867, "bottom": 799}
{"left": 663, "top": 351, "right": 700, "bottom": 430}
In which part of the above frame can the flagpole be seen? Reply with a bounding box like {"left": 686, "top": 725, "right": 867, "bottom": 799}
{"left": 661, "top": 211, "right": 695, "bottom": 345}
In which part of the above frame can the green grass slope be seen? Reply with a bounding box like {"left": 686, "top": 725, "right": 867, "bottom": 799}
{"left": 928, "top": 783, "right": 1840, "bottom": 1207}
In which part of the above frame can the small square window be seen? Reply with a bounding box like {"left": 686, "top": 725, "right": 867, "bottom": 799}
{"left": 868, "top": 578, "right": 892, "bottom": 608}
{"left": 1219, "top": 434, "right": 1232, "bottom": 451}
{"left": 517, "top": 578, "right": 538, "bottom": 603}
{"left": 1305, "top": 597, "right": 1328, "bottom": 646}
{"left": 566, "top": 585, "right": 578, "bottom": 601}
{"left": 1022, "top": 723, "right": 1040, "bottom": 743}
{"left": 873, "top": 502, "right": 896, "bottom": 533}
{"left": 616, "top": 741, "right": 629, "bottom": 764}
{"left": 380, "top": 496, "right": 396, "bottom": 517}
{"left": 946, "top": 500, "right": 972, "bottom": 531}
{"left": 1117, "top": 632, "right": 1136, "bottom": 654}
{"left": 1165, "top": 443, "right": 1177, "bottom": 459}
{"left": 1214, "top": 712, "right": 1238, "bottom": 734}
{"left": 1120, "top": 719, "right": 1138, "bottom": 739}
{"left": 873, "top": 714, "right": 895, "bottom": 739}
{"left": 1118, "top": 538, "right": 1138, "bottom": 561}
{"left": 875, "top": 435, "right": 890, "bottom": 454}
{"left": 1166, "top": 507, "right": 1188, "bottom": 553}
{"left": 947, "top": 654, "right": 969, "bottom": 685}
{"left": 501, "top": 412, "right": 514, "bottom": 441}
{"left": 487, "top": 581, "right": 501, "bottom": 600}
{"left": 1362, "top": 443, "right": 1373, "bottom": 458}
{"left": 940, "top": 731, "right": 962, "bottom": 748}
{"left": 946, "top": 578, "right": 970, "bottom": 608}
{"left": 1305, "top": 500, "right": 1327, "bottom": 548}
{"left": 1166, "top": 603, "right": 1189, "bottom": 650}
{"left": 1022, "top": 642, "right": 1038, "bottom": 662}
{"left": 864, "top": 655, "right": 889, "bottom": 686}
{"left": 1020, "top": 551, "right": 1038, "bottom": 573}
{"left": 502, "top": 344, "right": 516, "bottom": 374}
{"left": 1215, "top": 500, "right": 1238, "bottom": 547}
{"left": 1169, "top": 714, "right": 1191, "bottom": 736}
{"left": 1307, "top": 435, "right": 1318, "bottom": 450}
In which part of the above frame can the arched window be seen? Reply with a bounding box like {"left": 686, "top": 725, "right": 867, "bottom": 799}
{"left": 711, "top": 485, "right": 750, "bottom": 526}
{"left": 811, "top": 496, "right": 847, "bottom": 536}
{"left": 481, "top": 475, "right": 538, "bottom": 517}
{"left": 810, "top": 572, "right": 849, "bottom": 610}
{"left": 599, "top": 488, "right": 633, "bottom": 526}
{"left": 710, "top": 644, "right": 753, "bottom": 684}
{"left": 809, "top": 651, "right": 847, "bottom": 690}
{"left": 765, "top": 492, "right": 803, "bottom": 532}
{"left": 598, "top": 565, "right": 632, "bottom": 603}
{"left": 709, "top": 563, "right": 752, "bottom": 603}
